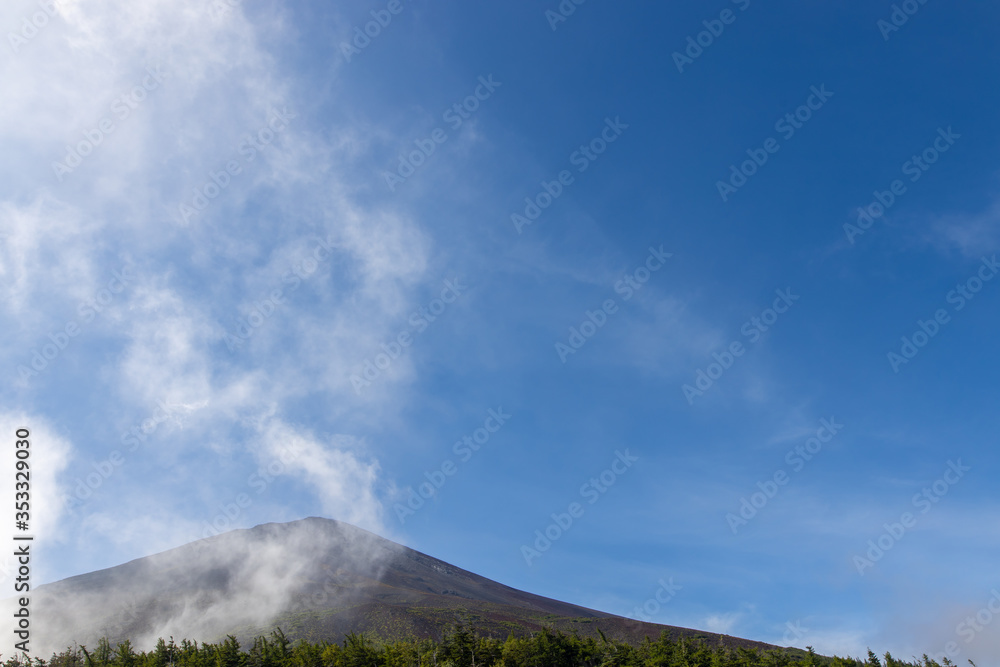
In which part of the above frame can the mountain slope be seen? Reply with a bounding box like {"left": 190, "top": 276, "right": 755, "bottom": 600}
{"left": 28, "top": 518, "right": 779, "bottom": 655}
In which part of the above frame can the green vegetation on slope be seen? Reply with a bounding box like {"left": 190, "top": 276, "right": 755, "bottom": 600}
{"left": 12, "top": 626, "right": 970, "bottom": 667}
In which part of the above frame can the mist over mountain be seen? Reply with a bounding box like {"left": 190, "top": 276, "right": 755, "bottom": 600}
{"left": 21, "top": 518, "right": 777, "bottom": 656}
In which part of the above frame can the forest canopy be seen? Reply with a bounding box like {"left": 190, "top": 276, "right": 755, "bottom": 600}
{"left": 8, "top": 626, "right": 971, "bottom": 667}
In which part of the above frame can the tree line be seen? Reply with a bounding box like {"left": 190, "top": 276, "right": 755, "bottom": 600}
{"left": 2, "top": 626, "right": 975, "bottom": 667}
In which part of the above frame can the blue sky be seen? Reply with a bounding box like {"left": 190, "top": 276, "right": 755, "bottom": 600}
{"left": 2, "top": 0, "right": 999, "bottom": 662}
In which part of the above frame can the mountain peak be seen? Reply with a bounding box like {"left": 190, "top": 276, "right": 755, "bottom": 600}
{"left": 22, "top": 518, "right": 777, "bottom": 656}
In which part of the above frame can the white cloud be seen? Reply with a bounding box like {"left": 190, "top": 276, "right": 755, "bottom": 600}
{"left": 0, "top": 411, "right": 72, "bottom": 586}
{"left": 926, "top": 195, "right": 1000, "bottom": 258}
{"left": 0, "top": 197, "right": 107, "bottom": 321}
{"left": 704, "top": 611, "right": 742, "bottom": 634}
{"left": 253, "top": 417, "right": 384, "bottom": 534}
{"left": 0, "top": 0, "right": 446, "bottom": 592}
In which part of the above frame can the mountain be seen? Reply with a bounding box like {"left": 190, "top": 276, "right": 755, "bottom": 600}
{"left": 26, "top": 518, "right": 779, "bottom": 655}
